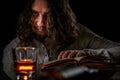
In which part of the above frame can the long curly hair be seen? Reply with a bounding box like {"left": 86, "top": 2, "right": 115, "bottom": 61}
{"left": 16, "top": 0, "right": 79, "bottom": 50}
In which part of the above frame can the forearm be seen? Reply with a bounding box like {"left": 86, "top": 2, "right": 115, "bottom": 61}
{"left": 82, "top": 48, "right": 120, "bottom": 64}
{"left": 107, "top": 47, "right": 120, "bottom": 64}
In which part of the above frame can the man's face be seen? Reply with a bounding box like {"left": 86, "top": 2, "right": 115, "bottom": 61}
{"left": 31, "top": 0, "right": 49, "bottom": 37}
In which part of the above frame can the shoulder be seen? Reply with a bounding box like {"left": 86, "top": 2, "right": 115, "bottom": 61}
{"left": 76, "top": 23, "right": 93, "bottom": 33}
{"left": 76, "top": 23, "right": 100, "bottom": 38}
{"left": 3, "top": 37, "right": 20, "bottom": 53}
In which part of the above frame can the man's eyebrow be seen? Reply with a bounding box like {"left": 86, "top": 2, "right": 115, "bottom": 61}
{"left": 31, "top": 9, "right": 49, "bottom": 14}
{"left": 32, "top": 9, "right": 38, "bottom": 13}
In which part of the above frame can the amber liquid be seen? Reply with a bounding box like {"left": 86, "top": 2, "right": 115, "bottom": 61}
{"left": 15, "top": 59, "right": 36, "bottom": 74}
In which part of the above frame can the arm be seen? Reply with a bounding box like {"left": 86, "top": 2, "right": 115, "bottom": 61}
{"left": 83, "top": 27, "right": 120, "bottom": 64}
{"left": 58, "top": 24, "right": 120, "bottom": 64}
{"left": 2, "top": 38, "right": 20, "bottom": 80}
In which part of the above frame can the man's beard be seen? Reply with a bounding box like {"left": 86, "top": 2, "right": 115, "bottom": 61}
{"left": 33, "top": 31, "right": 48, "bottom": 43}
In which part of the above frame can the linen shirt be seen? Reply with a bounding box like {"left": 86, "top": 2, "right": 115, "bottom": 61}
{"left": 2, "top": 23, "right": 120, "bottom": 80}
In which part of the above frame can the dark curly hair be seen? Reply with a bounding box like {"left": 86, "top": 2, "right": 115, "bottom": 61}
{"left": 16, "top": 0, "right": 79, "bottom": 50}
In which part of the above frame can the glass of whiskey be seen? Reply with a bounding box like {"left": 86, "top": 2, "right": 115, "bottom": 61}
{"left": 14, "top": 47, "right": 37, "bottom": 80}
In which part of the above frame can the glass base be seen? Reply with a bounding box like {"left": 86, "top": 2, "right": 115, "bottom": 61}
{"left": 16, "top": 72, "right": 35, "bottom": 80}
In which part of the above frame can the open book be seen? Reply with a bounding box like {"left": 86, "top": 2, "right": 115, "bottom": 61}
{"left": 39, "top": 55, "right": 113, "bottom": 71}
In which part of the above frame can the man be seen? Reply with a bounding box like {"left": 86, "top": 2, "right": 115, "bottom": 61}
{"left": 2, "top": 0, "right": 120, "bottom": 80}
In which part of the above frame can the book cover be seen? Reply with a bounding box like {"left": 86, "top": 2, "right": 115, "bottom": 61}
{"left": 39, "top": 55, "right": 113, "bottom": 71}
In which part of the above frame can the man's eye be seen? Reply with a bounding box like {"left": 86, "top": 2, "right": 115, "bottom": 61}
{"left": 32, "top": 11, "right": 38, "bottom": 17}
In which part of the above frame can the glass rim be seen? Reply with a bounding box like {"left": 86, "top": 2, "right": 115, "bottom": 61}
{"left": 15, "top": 46, "right": 36, "bottom": 50}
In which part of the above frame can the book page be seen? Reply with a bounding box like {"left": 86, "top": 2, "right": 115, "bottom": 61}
{"left": 39, "top": 56, "right": 86, "bottom": 70}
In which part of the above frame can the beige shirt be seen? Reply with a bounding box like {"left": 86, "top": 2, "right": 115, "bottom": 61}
{"left": 2, "top": 24, "right": 120, "bottom": 80}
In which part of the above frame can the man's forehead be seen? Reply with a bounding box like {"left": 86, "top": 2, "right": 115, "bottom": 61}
{"left": 32, "top": 0, "right": 49, "bottom": 12}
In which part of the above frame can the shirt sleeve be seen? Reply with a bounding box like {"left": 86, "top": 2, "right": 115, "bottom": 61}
{"left": 68, "top": 23, "right": 120, "bottom": 64}
{"left": 2, "top": 38, "right": 20, "bottom": 80}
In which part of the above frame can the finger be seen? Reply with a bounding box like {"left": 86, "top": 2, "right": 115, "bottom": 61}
{"left": 62, "top": 50, "right": 71, "bottom": 59}
{"left": 67, "top": 50, "right": 78, "bottom": 58}
{"left": 76, "top": 50, "right": 85, "bottom": 57}
{"left": 57, "top": 51, "right": 64, "bottom": 60}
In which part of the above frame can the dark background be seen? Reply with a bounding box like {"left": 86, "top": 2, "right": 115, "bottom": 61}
{"left": 0, "top": 0, "right": 120, "bottom": 63}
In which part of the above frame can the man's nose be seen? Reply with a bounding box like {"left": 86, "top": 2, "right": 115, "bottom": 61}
{"left": 36, "top": 15, "right": 45, "bottom": 26}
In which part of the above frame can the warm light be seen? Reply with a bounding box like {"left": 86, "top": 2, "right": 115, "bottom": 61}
{"left": 24, "top": 59, "right": 27, "bottom": 62}
{"left": 15, "top": 59, "right": 35, "bottom": 74}
{"left": 21, "top": 59, "right": 33, "bottom": 62}
{"left": 19, "top": 66, "right": 33, "bottom": 71}
{"left": 23, "top": 75, "right": 28, "bottom": 80}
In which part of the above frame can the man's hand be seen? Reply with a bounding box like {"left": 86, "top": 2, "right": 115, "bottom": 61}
{"left": 57, "top": 50, "right": 86, "bottom": 60}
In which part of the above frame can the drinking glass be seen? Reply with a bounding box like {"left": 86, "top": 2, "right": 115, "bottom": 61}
{"left": 14, "top": 47, "right": 37, "bottom": 80}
